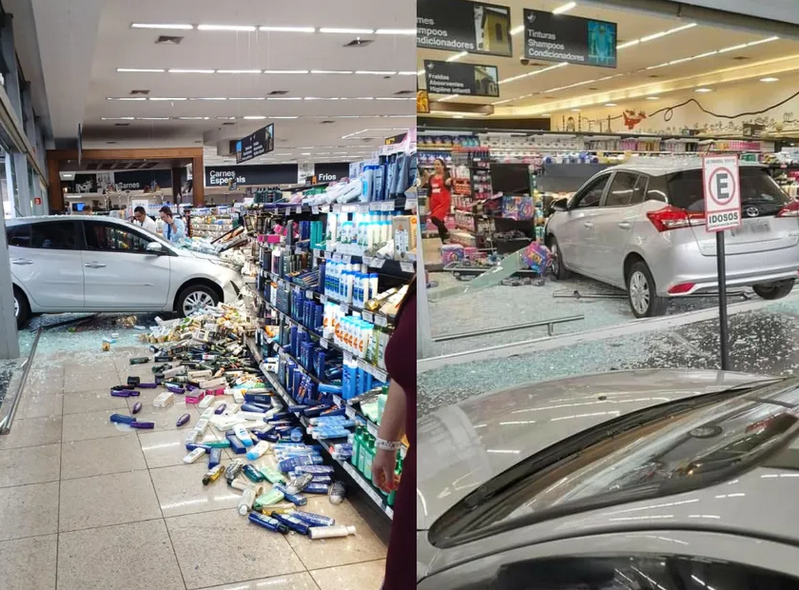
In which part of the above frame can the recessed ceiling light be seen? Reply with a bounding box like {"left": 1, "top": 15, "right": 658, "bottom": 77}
{"left": 132, "top": 23, "right": 194, "bottom": 30}
{"left": 168, "top": 69, "right": 215, "bottom": 74}
{"left": 760, "top": 77, "right": 779, "bottom": 82}
{"left": 216, "top": 69, "right": 261, "bottom": 74}
{"left": 695, "top": 87, "right": 713, "bottom": 92}
{"left": 446, "top": 51, "right": 468, "bottom": 63}
{"left": 319, "top": 28, "right": 374, "bottom": 34}
{"left": 117, "top": 68, "right": 165, "bottom": 73}
{"left": 263, "top": 70, "right": 309, "bottom": 74}
{"left": 646, "top": 96, "right": 659, "bottom": 100}
{"left": 310, "top": 70, "right": 353, "bottom": 74}
{"left": 356, "top": 70, "right": 396, "bottom": 75}
{"left": 259, "top": 26, "right": 315, "bottom": 33}
{"left": 197, "top": 24, "right": 256, "bottom": 32}
{"left": 552, "top": 1, "right": 576, "bottom": 14}
{"left": 604, "top": 102, "right": 617, "bottom": 106}
{"left": 149, "top": 97, "right": 188, "bottom": 101}
{"left": 375, "top": 29, "right": 415, "bottom": 35}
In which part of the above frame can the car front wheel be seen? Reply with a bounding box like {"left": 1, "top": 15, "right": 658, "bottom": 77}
{"left": 627, "top": 261, "right": 668, "bottom": 318}
{"left": 753, "top": 279, "right": 794, "bottom": 300}
{"left": 13, "top": 286, "right": 30, "bottom": 328}
{"left": 548, "top": 236, "right": 570, "bottom": 280}
{"left": 176, "top": 285, "right": 219, "bottom": 317}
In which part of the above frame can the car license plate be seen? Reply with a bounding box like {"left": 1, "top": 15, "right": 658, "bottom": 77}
{"left": 731, "top": 219, "right": 770, "bottom": 236}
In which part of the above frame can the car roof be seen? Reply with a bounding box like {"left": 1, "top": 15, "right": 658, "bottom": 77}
{"left": 604, "top": 156, "right": 766, "bottom": 177}
{"left": 6, "top": 215, "right": 129, "bottom": 226}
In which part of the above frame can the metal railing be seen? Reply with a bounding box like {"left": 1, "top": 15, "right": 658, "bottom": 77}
{"left": 432, "top": 314, "right": 584, "bottom": 342}
{"left": 0, "top": 327, "right": 42, "bottom": 434}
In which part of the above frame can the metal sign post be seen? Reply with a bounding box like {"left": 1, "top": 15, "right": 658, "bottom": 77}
{"left": 703, "top": 156, "right": 742, "bottom": 371}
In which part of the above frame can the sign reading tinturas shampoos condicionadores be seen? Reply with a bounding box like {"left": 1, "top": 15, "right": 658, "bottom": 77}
{"left": 703, "top": 156, "right": 742, "bottom": 232}
{"left": 417, "top": 0, "right": 512, "bottom": 57}
{"left": 523, "top": 9, "right": 617, "bottom": 68}
{"left": 424, "top": 60, "right": 499, "bottom": 97}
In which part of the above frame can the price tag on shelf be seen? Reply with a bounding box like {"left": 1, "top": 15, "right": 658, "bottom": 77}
{"left": 306, "top": 290, "right": 315, "bottom": 299}
{"left": 313, "top": 249, "right": 321, "bottom": 258}
{"left": 400, "top": 261, "right": 415, "bottom": 274}
{"left": 374, "top": 367, "right": 388, "bottom": 382}
{"left": 405, "top": 198, "right": 418, "bottom": 210}
{"left": 380, "top": 201, "right": 394, "bottom": 212}
{"left": 333, "top": 205, "right": 341, "bottom": 213}
{"left": 324, "top": 251, "right": 332, "bottom": 259}
{"left": 312, "top": 206, "right": 319, "bottom": 214}
{"left": 365, "top": 482, "right": 384, "bottom": 507}
{"left": 320, "top": 205, "right": 330, "bottom": 213}
{"left": 339, "top": 302, "right": 349, "bottom": 313}
{"left": 366, "top": 421, "right": 378, "bottom": 437}
{"left": 385, "top": 507, "right": 394, "bottom": 519}
{"left": 345, "top": 406, "right": 356, "bottom": 419}
{"left": 293, "top": 285, "right": 301, "bottom": 294}
{"left": 320, "top": 338, "right": 329, "bottom": 350}
{"left": 343, "top": 351, "right": 353, "bottom": 363}
{"left": 320, "top": 295, "right": 327, "bottom": 304}
{"left": 369, "top": 258, "right": 386, "bottom": 269}
{"left": 333, "top": 394, "right": 343, "bottom": 407}
{"left": 295, "top": 206, "right": 302, "bottom": 214}
{"left": 356, "top": 358, "right": 368, "bottom": 371}
{"left": 342, "top": 255, "right": 352, "bottom": 264}
{"left": 375, "top": 315, "right": 388, "bottom": 327}
{"left": 333, "top": 253, "right": 342, "bottom": 262}
{"left": 362, "top": 311, "right": 374, "bottom": 323}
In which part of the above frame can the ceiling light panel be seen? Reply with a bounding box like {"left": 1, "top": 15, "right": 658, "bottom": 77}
{"left": 263, "top": 70, "right": 309, "bottom": 74}
{"left": 216, "top": 69, "right": 261, "bottom": 74}
{"left": 117, "top": 68, "right": 165, "bottom": 73}
{"left": 375, "top": 29, "right": 415, "bottom": 35}
{"left": 319, "top": 28, "right": 374, "bottom": 34}
{"left": 311, "top": 70, "right": 353, "bottom": 74}
{"left": 259, "top": 26, "right": 315, "bottom": 33}
{"left": 617, "top": 22, "right": 696, "bottom": 51}
{"left": 552, "top": 2, "right": 576, "bottom": 15}
{"left": 168, "top": 69, "right": 215, "bottom": 74}
{"left": 197, "top": 24, "right": 256, "bottom": 32}
{"left": 131, "top": 23, "right": 193, "bottom": 30}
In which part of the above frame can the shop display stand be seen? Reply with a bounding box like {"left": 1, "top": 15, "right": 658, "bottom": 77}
{"left": 187, "top": 206, "right": 234, "bottom": 239}
{"left": 449, "top": 147, "right": 494, "bottom": 249}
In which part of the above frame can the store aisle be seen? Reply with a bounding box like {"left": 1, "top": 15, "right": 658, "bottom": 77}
{"left": 0, "top": 344, "right": 388, "bottom": 590}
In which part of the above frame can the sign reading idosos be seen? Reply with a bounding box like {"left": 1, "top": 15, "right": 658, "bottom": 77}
{"left": 417, "top": 0, "right": 512, "bottom": 58}
{"left": 523, "top": 9, "right": 617, "bottom": 68}
{"left": 424, "top": 60, "right": 499, "bottom": 97}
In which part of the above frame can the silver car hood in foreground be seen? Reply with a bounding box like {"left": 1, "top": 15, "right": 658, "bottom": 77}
{"left": 417, "top": 369, "right": 774, "bottom": 533}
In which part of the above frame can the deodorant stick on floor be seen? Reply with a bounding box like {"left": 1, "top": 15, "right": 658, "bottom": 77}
{"left": 308, "top": 525, "right": 356, "bottom": 540}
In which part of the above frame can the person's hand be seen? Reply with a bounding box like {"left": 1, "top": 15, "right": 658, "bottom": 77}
{"left": 371, "top": 448, "right": 399, "bottom": 493}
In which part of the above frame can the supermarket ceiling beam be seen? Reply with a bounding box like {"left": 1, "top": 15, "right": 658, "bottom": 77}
{"left": 580, "top": 0, "right": 799, "bottom": 43}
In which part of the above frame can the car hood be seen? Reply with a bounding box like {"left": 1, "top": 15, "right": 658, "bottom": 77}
{"left": 417, "top": 368, "right": 775, "bottom": 533}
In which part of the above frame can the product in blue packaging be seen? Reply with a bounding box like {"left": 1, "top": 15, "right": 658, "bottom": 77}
{"left": 274, "top": 484, "right": 307, "bottom": 506}
{"left": 304, "top": 482, "right": 331, "bottom": 494}
{"left": 248, "top": 511, "right": 289, "bottom": 534}
{"left": 270, "top": 511, "right": 310, "bottom": 535}
{"left": 291, "top": 510, "right": 335, "bottom": 527}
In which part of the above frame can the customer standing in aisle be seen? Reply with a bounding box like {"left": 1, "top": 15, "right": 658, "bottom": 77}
{"left": 159, "top": 206, "right": 186, "bottom": 242}
{"left": 429, "top": 158, "right": 452, "bottom": 243}
{"left": 371, "top": 276, "right": 416, "bottom": 590}
{"left": 132, "top": 206, "right": 157, "bottom": 234}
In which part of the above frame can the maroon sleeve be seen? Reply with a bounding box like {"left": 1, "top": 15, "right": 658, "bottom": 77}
{"left": 385, "top": 294, "right": 416, "bottom": 446}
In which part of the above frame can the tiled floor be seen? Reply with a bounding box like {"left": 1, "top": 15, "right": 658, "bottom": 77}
{"left": 0, "top": 349, "right": 389, "bottom": 590}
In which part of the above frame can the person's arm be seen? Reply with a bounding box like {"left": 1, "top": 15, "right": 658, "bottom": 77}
{"left": 371, "top": 379, "right": 406, "bottom": 492}
{"left": 173, "top": 218, "right": 186, "bottom": 240}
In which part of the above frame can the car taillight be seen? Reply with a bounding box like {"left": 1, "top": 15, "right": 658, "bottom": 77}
{"left": 646, "top": 205, "right": 705, "bottom": 232}
{"left": 668, "top": 282, "right": 696, "bottom": 295}
{"left": 777, "top": 200, "right": 799, "bottom": 217}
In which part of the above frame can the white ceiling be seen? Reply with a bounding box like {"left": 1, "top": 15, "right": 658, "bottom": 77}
{"left": 31, "top": 0, "right": 414, "bottom": 164}
{"left": 417, "top": 0, "right": 799, "bottom": 117}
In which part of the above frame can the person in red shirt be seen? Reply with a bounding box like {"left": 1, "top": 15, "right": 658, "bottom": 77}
{"left": 428, "top": 158, "right": 452, "bottom": 243}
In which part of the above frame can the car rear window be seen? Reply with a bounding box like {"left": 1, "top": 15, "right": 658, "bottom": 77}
{"left": 667, "top": 167, "right": 791, "bottom": 214}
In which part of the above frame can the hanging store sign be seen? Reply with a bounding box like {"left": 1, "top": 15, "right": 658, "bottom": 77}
{"left": 233, "top": 123, "right": 275, "bottom": 163}
{"left": 417, "top": 0, "right": 512, "bottom": 57}
{"left": 523, "top": 9, "right": 617, "bottom": 68}
{"left": 205, "top": 162, "right": 350, "bottom": 187}
{"left": 424, "top": 60, "right": 499, "bottom": 97}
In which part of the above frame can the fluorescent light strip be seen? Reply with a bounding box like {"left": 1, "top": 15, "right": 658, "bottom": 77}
{"left": 319, "top": 28, "right": 374, "bottom": 34}
{"left": 138, "top": 117, "right": 170, "bottom": 120}
{"left": 101, "top": 117, "right": 135, "bottom": 120}
{"left": 216, "top": 69, "right": 261, "bottom": 74}
{"left": 436, "top": 94, "right": 460, "bottom": 102}
{"left": 510, "top": 25, "right": 524, "bottom": 36}
{"left": 267, "top": 97, "right": 302, "bottom": 101}
{"left": 552, "top": 2, "right": 576, "bottom": 14}
{"left": 375, "top": 29, "right": 415, "bottom": 35}
{"left": 492, "top": 98, "right": 513, "bottom": 105}
{"left": 310, "top": 70, "right": 353, "bottom": 74}
{"left": 263, "top": 70, "right": 308, "bottom": 74}
{"left": 618, "top": 22, "right": 696, "bottom": 50}
{"left": 190, "top": 97, "right": 227, "bottom": 101}
{"left": 243, "top": 115, "right": 266, "bottom": 120}
{"left": 131, "top": 23, "right": 194, "bottom": 30}
{"left": 107, "top": 97, "right": 147, "bottom": 101}
{"left": 417, "top": 69, "right": 424, "bottom": 76}
{"left": 259, "top": 26, "right": 315, "bottom": 33}
{"left": 117, "top": 68, "right": 165, "bottom": 73}
{"left": 647, "top": 35, "right": 778, "bottom": 71}
{"left": 397, "top": 71, "right": 418, "bottom": 76}
{"left": 356, "top": 70, "right": 396, "bottom": 75}
{"left": 499, "top": 61, "right": 567, "bottom": 85}
{"left": 149, "top": 97, "right": 188, "bottom": 101}
{"left": 197, "top": 24, "right": 256, "bottom": 32}
{"left": 229, "top": 97, "right": 266, "bottom": 100}
{"left": 446, "top": 51, "right": 468, "bottom": 62}
{"left": 168, "top": 69, "right": 215, "bottom": 74}
{"left": 270, "top": 116, "right": 299, "bottom": 119}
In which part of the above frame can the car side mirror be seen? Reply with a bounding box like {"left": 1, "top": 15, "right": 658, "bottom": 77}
{"left": 146, "top": 242, "right": 165, "bottom": 255}
{"left": 551, "top": 199, "right": 568, "bottom": 212}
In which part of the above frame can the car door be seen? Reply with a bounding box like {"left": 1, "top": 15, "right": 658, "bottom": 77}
{"left": 592, "top": 171, "right": 648, "bottom": 287}
{"left": 80, "top": 219, "right": 172, "bottom": 310}
{"left": 7, "top": 220, "right": 84, "bottom": 310}
{"left": 556, "top": 174, "right": 610, "bottom": 274}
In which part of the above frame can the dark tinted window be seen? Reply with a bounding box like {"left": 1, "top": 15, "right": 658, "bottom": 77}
{"left": 575, "top": 176, "right": 609, "bottom": 208}
{"left": 30, "top": 221, "right": 79, "bottom": 249}
{"left": 6, "top": 224, "right": 31, "bottom": 247}
{"left": 484, "top": 554, "right": 799, "bottom": 590}
{"left": 667, "top": 167, "right": 790, "bottom": 215}
{"left": 604, "top": 172, "right": 639, "bottom": 207}
{"left": 84, "top": 221, "right": 151, "bottom": 253}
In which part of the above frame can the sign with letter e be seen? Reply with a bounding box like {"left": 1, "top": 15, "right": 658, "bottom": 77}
{"left": 703, "top": 156, "right": 742, "bottom": 232}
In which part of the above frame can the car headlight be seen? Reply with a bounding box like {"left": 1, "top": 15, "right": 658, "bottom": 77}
{"left": 210, "top": 259, "right": 238, "bottom": 271}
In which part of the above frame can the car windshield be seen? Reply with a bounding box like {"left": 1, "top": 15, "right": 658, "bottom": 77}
{"left": 667, "top": 167, "right": 791, "bottom": 213}
{"left": 434, "top": 379, "right": 799, "bottom": 542}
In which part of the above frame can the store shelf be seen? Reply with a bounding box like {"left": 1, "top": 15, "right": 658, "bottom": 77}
{"left": 313, "top": 249, "right": 416, "bottom": 275}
